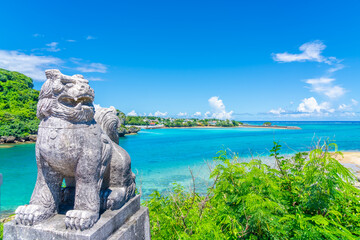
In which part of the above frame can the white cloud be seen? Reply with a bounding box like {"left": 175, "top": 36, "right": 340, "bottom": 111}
{"left": 148, "top": 113, "right": 153, "bottom": 116}
{"left": 305, "top": 77, "right": 345, "bottom": 98}
{"left": 33, "top": 33, "right": 44, "bottom": 38}
{"left": 66, "top": 39, "right": 76, "bottom": 43}
{"left": 338, "top": 99, "right": 358, "bottom": 111}
{"left": 193, "top": 112, "right": 201, "bottom": 117}
{"left": 45, "top": 42, "right": 60, "bottom": 52}
{"left": 87, "top": 77, "right": 104, "bottom": 81}
{"left": 86, "top": 36, "right": 96, "bottom": 40}
{"left": 154, "top": 111, "right": 168, "bottom": 117}
{"left": 208, "top": 96, "right": 233, "bottom": 119}
{"left": 127, "top": 110, "right": 137, "bottom": 116}
{"left": 70, "top": 58, "right": 107, "bottom": 73}
{"left": 0, "top": 50, "right": 62, "bottom": 81}
{"left": 339, "top": 104, "right": 351, "bottom": 111}
{"left": 204, "top": 111, "right": 211, "bottom": 118}
{"left": 177, "top": 112, "right": 188, "bottom": 117}
{"left": 269, "top": 108, "right": 285, "bottom": 115}
{"left": 328, "top": 64, "right": 344, "bottom": 73}
{"left": 273, "top": 41, "right": 346, "bottom": 99}
{"left": 297, "top": 97, "right": 334, "bottom": 113}
{"left": 273, "top": 40, "right": 337, "bottom": 64}
{"left": 76, "top": 63, "right": 107, "bottom": 73}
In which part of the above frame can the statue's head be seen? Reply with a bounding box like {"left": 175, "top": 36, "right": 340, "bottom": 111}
{"left": 37, "top": 69, "right": 95, "bottom": 123}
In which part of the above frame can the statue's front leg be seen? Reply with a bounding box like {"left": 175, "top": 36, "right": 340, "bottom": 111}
{"left": 15, "top": 150, "right": 63, "bottom": 226}
{"left": 65, "top": 153, "right": 102, "bottom": 231}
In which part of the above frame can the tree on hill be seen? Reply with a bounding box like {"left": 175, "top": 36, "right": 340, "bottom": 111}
{"left": 0, "top": 68, "right": 40, "bottom": 138}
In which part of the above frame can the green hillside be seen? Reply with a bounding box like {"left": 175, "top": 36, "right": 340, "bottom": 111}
{"left": 0, "top": 68, "right": 39, "bottom": 138}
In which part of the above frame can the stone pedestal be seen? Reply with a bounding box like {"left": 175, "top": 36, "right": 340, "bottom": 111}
{"left": 4, "top": 195, "right": 151, "bottom": 240}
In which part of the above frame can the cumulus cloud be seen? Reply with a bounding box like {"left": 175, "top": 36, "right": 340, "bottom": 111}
{"left": 305, "top": 77, "right": 345, "bottom": 98}
{"left": 127, "top": 110, "right": 137, "bottom": 116}
{"left": 269, "top": 108, "right": 285, "bottom": 115}
{"left": 0, "top": 50, "right": 62, "bottom": 81}
{"left": 204, "top": 111, "right": 211, "bottom": 118}
{"left": 273, "top": 40, "right": 337, "bottom": 64}
{"left": 297, "top": 97, "right": 334, "bottom": 113}
{"left": 352, "top": 99, "right": 358, "bottom": 106}
{"left": 177, "top": 112, "right": 188, "bottom": 117}
{"left": 208, "top": 96, "right": 233, "bottom": 119}
{"left": 154, "top": 111, "right": 168, "bottom": 117}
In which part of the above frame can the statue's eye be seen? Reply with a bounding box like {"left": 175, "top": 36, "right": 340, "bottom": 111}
{"left": 65, "top": 83, "right": 74, "bottom": 88}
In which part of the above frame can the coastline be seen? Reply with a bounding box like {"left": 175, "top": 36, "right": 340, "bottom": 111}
{"left": 336, "top": 151, "right": 360, "bottom": 178}
{"left": 136, "top": 125, "right": 301, "bottom": 130}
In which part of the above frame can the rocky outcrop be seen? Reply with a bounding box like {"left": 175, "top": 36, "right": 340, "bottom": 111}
{"left": 117, "top": 126, "right": 141, "bottom": 137}
{"left": 0, "top": 135, "right": 37, "bottom": 144}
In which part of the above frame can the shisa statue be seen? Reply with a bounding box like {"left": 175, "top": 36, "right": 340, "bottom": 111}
{"left": 14, "top": 70, "right": 136, "bottom": 231}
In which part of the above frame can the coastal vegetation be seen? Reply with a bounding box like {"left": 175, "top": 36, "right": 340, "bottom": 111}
{"left": 125, "top": 116, "right": 243, "bottom": 128}
{"left": 145, "top": 143, "right": 360, "bottom": 239}
{"left": 263, "top": 121, "right": 272, "bottom": 126}
{"left": 0, "top": 69, "right": 39, "bottom": 139}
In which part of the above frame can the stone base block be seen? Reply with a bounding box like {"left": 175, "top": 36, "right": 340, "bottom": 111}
{"left": 4, "top": 195, "right": 151, "bottom": 240}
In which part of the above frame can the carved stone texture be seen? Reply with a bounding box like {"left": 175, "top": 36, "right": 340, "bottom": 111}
{"left": 5, "top": 195, "right": 151, "bottom": 240}
{"left": 13, "top": 70, "right": 136, "bottom": 231}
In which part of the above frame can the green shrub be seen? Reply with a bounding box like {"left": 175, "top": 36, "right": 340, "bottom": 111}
{"left": 145, "top": 143, "right": 360, "bottom": 239}
{"left": 0, "top": 222, "right": 3, "bottom": 240}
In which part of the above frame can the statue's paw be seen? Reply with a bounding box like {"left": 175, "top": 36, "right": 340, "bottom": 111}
{"left": 65, "top": 210, "right": 99, "bottom": 231}
{"left": 15, "top": 204, "right": 54, "bottom": 226}
{"left": 106, "top": 187, "right": 126, "bottom": 210}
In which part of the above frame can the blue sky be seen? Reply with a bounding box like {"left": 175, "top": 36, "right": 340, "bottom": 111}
{"left": 1, "top": 0, "right": 360, "bottom": 120}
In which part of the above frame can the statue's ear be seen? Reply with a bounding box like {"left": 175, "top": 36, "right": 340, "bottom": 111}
{"left": 45, "top": 69, "right": 61, "bottom": 81}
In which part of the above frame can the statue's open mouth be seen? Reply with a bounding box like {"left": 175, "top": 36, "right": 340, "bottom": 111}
{"left": 58, "top": 94, "right": 94, "bottom": 110}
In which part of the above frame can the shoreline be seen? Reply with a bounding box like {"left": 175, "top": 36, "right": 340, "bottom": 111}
{"left": 336, "top": 151, "right": 360, "bottom": 178}
{"left": 138, "top": 125, "right": 301, "bottom": 130}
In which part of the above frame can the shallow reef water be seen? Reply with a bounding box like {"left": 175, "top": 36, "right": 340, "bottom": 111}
{"left": 1, "top": 121, "right": 360, "bottom": 213}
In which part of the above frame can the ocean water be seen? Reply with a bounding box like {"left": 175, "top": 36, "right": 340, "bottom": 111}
{"left": 1, "top": 121, "right": 360, "bottom": 215}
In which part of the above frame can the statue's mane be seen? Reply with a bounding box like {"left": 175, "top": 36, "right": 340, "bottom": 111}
{"left": 37, "top": 79, "right": 54, "bottom": 120}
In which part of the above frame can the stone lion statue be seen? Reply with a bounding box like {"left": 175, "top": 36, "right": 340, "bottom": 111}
{"left": 15, "top": 69, "right": 136, "bottom": 230}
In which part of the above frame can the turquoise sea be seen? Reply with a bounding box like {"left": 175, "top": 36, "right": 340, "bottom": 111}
{"left": 1, "top": 121, "right": 360, "bottom": 216}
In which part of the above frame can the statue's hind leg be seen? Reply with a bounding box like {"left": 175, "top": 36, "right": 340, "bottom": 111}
{"left": 105, "top": 144, "right": 136, "bottom": 210}
{"left": 15, "top": 149, "right": 63, "bottom": 226}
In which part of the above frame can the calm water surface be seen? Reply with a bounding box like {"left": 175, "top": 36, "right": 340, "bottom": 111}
{"left": 1, "top": 121, "right": 360, "bottom": 214}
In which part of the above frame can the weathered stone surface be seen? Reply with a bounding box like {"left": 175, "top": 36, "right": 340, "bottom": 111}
{"left": 13, "top": 70, "right": 136, "bottom": 231}
{"left": 108, "top": 207, "right": 151, "bottom": 240}
{"left": 4, "top": 195, "right": 151, "bottom": 240}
